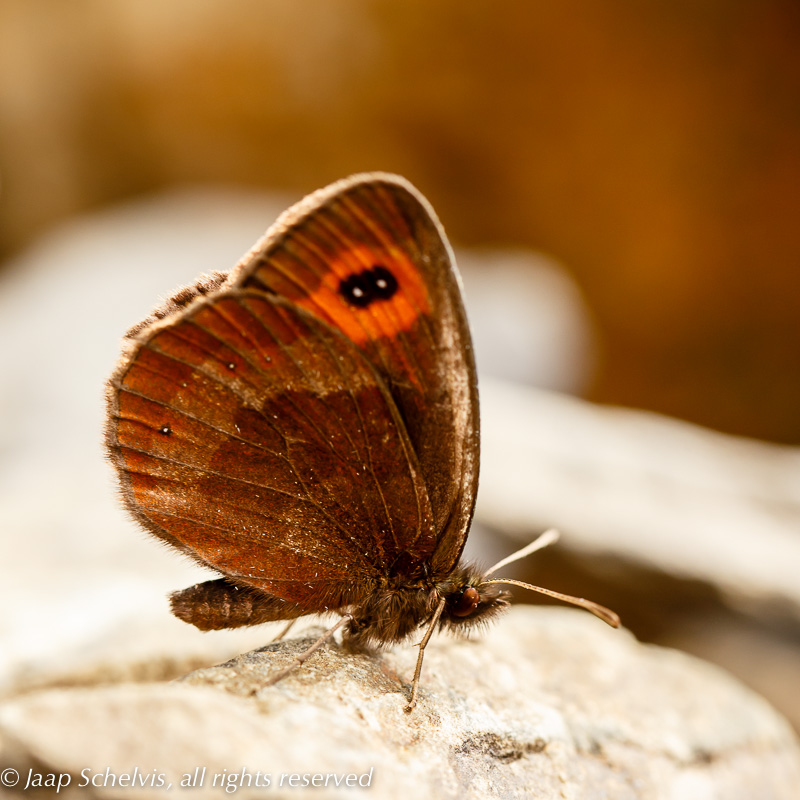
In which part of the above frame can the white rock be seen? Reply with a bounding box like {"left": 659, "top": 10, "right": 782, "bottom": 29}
{"left": 0, "top": 608, "right": 797, "bottom": 799}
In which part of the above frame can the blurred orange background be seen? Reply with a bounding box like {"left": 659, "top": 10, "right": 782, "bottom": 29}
{"left": 2, "top": 0, "right": 800, "bottom": 442}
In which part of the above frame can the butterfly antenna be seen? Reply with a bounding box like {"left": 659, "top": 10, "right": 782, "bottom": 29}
{"left": 484, "top": 528, "right": 561, "bottom": 576}
{"left": 482, "top": 529, "right": 620, "bottom": 628}
{"left": 482, "top": 578, "right": 620, "bottom": 628}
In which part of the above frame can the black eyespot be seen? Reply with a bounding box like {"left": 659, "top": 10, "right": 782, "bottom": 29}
{"left": 159, "top": 425, "right": 171, "bottom": 436}
{"left": 339, "top": 272, "right": 373, "bottom": 308}
{"left": 368, "top": 265, "right": 398, "bottom": 300}
{"left": 449, "top": 586, "right": 480, "bottom": 618}
{"left": 339, "top": 265, "right": 399, "bottom": 308}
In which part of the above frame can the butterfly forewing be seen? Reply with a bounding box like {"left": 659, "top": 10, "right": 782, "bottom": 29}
{"left": 232, "top": 174, "right": 479, "bottom": 576}
{"left": 107, "top": 289, "right": 437, "bottom": 612}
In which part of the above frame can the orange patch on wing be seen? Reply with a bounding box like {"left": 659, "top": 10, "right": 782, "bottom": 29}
{"left": 294, "top": 245, "right": 430, "bottom": 346}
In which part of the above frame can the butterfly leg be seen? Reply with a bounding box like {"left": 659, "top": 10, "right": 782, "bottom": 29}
{"left": 263, "top": 613, "right": 354, "bottom": 688}
{"left": 405, "top": 597, "right": 446, "bottom": 712}
{"left": 271, "top": 618, "right": 298, "bottom": 642}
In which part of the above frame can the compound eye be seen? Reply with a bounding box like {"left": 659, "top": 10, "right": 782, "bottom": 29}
{"left": 450, "top": 586, "right": 480, "bottom": 617}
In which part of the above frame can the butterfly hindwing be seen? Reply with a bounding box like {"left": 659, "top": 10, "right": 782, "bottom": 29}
{"left": 107, "top": 289, "right": 437, "bottom": 612}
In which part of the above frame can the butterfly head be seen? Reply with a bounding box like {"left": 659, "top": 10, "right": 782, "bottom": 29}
{"left": 437, "top": 565, "right": 512, "bottom": 631}
{"left": 437, "top": 529, "right": 621, "bottom": 633}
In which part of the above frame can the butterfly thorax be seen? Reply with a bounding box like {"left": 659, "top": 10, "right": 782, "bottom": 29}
{"left": 345, "top": 562, "right": 511, "bottom": 647}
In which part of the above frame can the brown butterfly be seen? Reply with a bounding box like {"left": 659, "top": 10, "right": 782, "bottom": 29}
{"left": 106, "top": 173, "right": 618, "bottom": 710}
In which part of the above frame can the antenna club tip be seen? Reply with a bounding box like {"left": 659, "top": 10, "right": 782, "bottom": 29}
{"left": 592, "top": 607, "right": 621, "bottom": 628}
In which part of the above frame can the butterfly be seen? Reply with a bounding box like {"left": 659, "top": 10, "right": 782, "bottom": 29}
{"left": 106, "top": 173, "right": 618, "bottom": 710}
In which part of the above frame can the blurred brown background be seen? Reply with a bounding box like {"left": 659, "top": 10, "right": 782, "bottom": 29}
{"left": 3, "top": 0, "right": 800, "bottom": 443}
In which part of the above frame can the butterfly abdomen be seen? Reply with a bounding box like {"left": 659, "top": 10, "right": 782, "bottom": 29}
{"left": 170, "top": 579, "right": 305, "bottom": 631}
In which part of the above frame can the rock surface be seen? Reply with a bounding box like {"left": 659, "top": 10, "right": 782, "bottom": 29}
{"left": 1, "top": 608, "right": 798, "bottom": 799}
